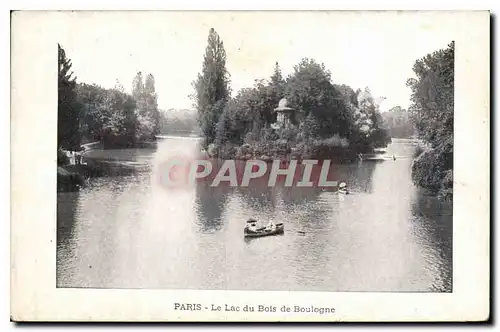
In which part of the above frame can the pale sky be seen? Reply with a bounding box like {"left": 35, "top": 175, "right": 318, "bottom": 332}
{"left": 58, "top": 11, "right": 457, "bottom": 112}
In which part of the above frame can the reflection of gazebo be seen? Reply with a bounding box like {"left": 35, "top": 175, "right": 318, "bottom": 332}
{"left": 273, "top": 98, "right": 295, "bottom": 129}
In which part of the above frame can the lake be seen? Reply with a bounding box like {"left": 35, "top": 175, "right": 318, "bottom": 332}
{"left": 57, "top": 137, "right": 452, "bottom": 292}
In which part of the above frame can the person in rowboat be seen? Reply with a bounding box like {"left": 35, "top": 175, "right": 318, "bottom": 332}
{"left": 339, "top": 182, "right": 348, "bottom": 194}
{"left": 245, "top": 219, "right": 258, "bottom": 232}
{"left": 266, "top": 219, "right": 276, "bottom": 232}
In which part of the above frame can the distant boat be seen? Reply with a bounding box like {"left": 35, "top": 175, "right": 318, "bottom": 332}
{"left": 155, "top": 135, "right": 202, "bottom": 141}
{"left": 374, "top": 147, "right": 387, "bottom": 154}
{"left": 360, "top": 154, "right": 387, "bottom": 162}
{"left": 244, "top": 223, "right": 284, "bottom": 238}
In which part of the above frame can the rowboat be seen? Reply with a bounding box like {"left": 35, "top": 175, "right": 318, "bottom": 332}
{"left": 244, "top": 223, "right": 285, "bottom": 238}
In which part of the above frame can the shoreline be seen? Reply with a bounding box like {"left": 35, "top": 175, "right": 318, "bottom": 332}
{"left": 57, "top": 140, "right": 156, "bottom": 192}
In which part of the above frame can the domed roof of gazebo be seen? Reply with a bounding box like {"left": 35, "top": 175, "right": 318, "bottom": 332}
{"left": 274, "top": 98, "right": 294, "bottom": 112}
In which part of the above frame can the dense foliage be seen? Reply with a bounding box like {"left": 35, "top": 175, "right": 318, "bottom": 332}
{"left": 77, "top": 82, "right": 137, "bottom": 148}
{"left": 58, "top": 44, "right": 81, "bottom": 150}
{"left": 192, "top": 28, "right": 231, "bottom": 147}
{"left": 132, "top": 72, "right": 161, "bottom": 143}
{"left": 407, "top": 41, "right": 454, "bottom": 199}
{"left": 381, "top": 106, "right": 416, "bottom": 139}
{"left": 192, "top": 30, "right": 390, "bottom": 160}
{"left": 58, "top": 44, "right": 161, "bottom": 152}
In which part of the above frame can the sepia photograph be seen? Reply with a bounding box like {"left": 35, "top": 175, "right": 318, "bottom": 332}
{"left": 11, "top": 10, "right": 489, "bottom": 322}
{"left": 56, "top": 11, "right": 453, "bottom": 293}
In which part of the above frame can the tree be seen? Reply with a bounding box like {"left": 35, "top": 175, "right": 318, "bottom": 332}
{"left": 265, "top": 62, "right": 286, "bottom": 124}
{"left": 192, "top": 28, "right": 231, "bottom": 146}
{"left": 285, "top": 58, "right": 351, "bottom": 138}
{"left": 144, "top": 73, "right": 155, "bottom": 95}
{"left": 114, "top": 80, "right": 137, "bottom": 145}
{"left": 132, "top": 72, "right": 160, "bottom": 141}
{"left": 214, "top": 73, "right": 286, "bottom": 147}
{"left": 407, "top": 41, "right": 454, "bottom": 198}
{"left": 270, "top": 61, "right": 285, "bottom": 99}
{"left": 381, "top": 106, "right": 415, "bottom": 138}
{"left": 334, "top": 84, "right": 359, "bottom": 107}
{"left": 302, "top": 113, "right": 320, "bottom": 140}
{"left": 99, "top": 84, "right": 137, "bottom": 148}
{"left": 132, "top": 71, "right": 144, "bottom": 100}
{"left": 76, "top": 82, "right": 137, "bottom": 147}
{"left": 407, "top": 41, "right": 454, "bottom": 149}
{"left": 77, "top": 83, "right": 105, "bottom": 141}
{"left": 144, "top": 74, "right": 160, "bottom": 136}
{"left": 354, "top": 88, "right": 390, "bottom": 148}
{"left": 58, "top": 44, "right": 81, "bottom": 150}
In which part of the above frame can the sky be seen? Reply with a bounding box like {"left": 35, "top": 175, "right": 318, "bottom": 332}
{"left": 58, "top": 11, "right": 457, "bottom": 112}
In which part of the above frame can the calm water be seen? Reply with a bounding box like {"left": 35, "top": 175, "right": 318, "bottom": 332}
{"left": 57, "top": 138, "right": 452, "bottom": 292}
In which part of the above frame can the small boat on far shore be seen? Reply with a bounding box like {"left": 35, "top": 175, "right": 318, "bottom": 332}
{"left": 244, "top": 223, "right": 285, "bottom": 238}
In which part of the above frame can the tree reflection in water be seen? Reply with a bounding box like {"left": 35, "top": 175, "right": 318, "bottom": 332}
{"left": 56, "top": 191, "right": 79, "bottom": 286}
{"left": 410, "top": 189, "right": 453, "bottom": 292}
{"left": 194, "top": 179, "right": 231, "bottom": 233}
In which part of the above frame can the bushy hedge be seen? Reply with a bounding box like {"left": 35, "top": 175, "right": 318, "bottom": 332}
{"left": 411, "top": 147, "right": 453, "bottom": 199}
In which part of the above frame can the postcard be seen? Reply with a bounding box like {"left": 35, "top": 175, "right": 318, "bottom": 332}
{"left": 10, "top": 10, "right": 490, "bottom": 322}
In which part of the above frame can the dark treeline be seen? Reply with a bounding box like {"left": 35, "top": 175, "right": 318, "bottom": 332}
{"left": 192, "top": 28, "right": 391, "bottom": 161}
{"left": 381, "top": 106, "right": 416, "bottom": 139}
{"left": 408, "top": 41, "right": 454, "bottom": 199}
{"left": 57, "top": 44, "right": 160, "bottom": 163}
{"left": 58, "top": 44, "right": 81, "bottom": 152}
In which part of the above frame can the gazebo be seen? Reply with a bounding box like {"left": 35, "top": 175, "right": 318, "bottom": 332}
{"left": 273, "top": 98, "right": 295, "bottom": 129}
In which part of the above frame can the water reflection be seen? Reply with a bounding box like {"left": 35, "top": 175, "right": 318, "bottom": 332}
{"left": 410, "top": 190, "right": 453, "bottom": 292}
{"left": 350, "top": 161, "right": 378, "bottom": 193}
{"left": 195, "top": 181, "right": 231, "bottom": 233}
{"left": 57, "top": 138, "right": 452, "bottom": 292}
{"left": 56, "top": 192, "right": 79, "bottom": 285}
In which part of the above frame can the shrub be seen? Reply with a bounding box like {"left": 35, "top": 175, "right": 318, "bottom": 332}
{"left": 439, "top": 169, "right": 453, "bottom": 200}
{"left": 411, "top": 148, "right": 445, "bottom": 192}
{"left": 318, "top": 134, "right": 350, "bottom": 149}
{"left": 57, "top": 148, "right": 70, "bottom": 166}
{"left": 413, "top": 142, "right": 430, "bottom": 158}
